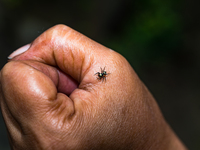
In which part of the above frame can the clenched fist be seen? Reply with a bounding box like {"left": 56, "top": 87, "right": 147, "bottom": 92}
{"left": 0, "top": 25, "right": 186, "bottom": 150}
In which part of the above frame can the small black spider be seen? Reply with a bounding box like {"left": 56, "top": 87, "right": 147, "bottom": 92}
{"left": 94, "top": 67, "right": 110, "bottom": 82}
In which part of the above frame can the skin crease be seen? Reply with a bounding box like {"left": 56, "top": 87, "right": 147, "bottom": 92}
{"left": 0, "top": 25, "right": 187, "bottom": 150}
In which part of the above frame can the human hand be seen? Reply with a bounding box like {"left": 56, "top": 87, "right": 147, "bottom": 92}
{"left": 0, "top": 25, "right": 186, "bottom": 150}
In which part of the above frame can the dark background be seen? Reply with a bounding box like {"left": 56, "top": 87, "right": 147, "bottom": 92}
{"left": 0, "top": 0, "right": 200, "bottom": 149}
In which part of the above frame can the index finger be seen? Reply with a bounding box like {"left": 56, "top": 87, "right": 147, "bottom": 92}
{"left": 11, "top": 24, "right": 112, "bottom": 84}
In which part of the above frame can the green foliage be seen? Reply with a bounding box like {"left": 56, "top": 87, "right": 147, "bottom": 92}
{"left": 108, "top": 0, "right": 182, "bottom": 70}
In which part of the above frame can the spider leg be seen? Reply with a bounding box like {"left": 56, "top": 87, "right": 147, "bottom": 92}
{"left": 102, "top": 76, "right": 104, "bottom": 82}
{"left": 103, "top": 66, "right": 106, "bottom": 72}
{"left": 102, "top": 76, "right": 106, "bottom": 82}
{"left": 100, "top": 67, "right": 103, "bottom": 73}
{"left": 94, "top": 72, "right": 99, "bottom": 75}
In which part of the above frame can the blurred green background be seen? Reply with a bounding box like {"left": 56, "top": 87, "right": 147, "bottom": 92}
{"left": 0, "top": 0, "right": 200, "bottom": 149}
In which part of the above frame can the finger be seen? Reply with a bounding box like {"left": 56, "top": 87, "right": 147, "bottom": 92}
{"left": 1, "top": 60, "right": 76, "bottom": 127}
{"left": 21, "top": 60, "right": 78, "bottom": 96}
{"left": 11, "top": 24, "right": 111, "bottom": 83}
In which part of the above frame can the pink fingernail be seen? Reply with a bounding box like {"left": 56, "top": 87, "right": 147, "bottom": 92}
{"left": 8, "top": 44, "right": 31, "bottom": 59}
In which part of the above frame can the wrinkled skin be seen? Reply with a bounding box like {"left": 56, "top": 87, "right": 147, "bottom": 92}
{"left": 0, "top": 25, "right": 187, "bottom": 150}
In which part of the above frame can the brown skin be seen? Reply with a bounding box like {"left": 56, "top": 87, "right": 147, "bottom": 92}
{"left": 0, "top": 25, "right": 187, "bottom": 150}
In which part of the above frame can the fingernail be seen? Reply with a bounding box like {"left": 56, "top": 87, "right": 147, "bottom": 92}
{"left": 8, "top": 44, "right": 31, "bottom": 59}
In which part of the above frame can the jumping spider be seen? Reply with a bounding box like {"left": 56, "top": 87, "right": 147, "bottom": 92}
{"left": 94, "top": 67, "right": 110, "bottom": 82}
